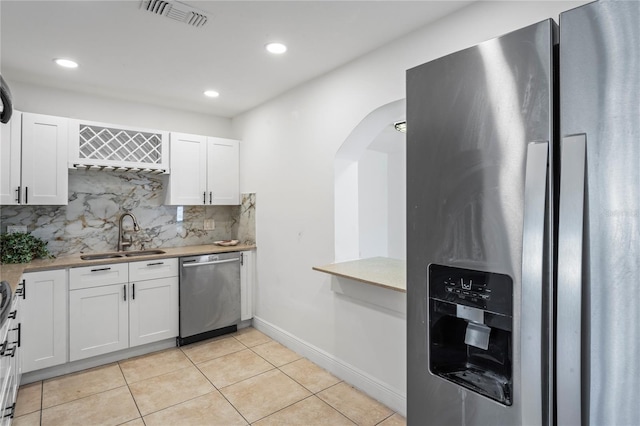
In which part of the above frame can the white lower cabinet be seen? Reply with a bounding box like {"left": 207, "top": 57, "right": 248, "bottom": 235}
{"left": 69, "top": 283, "right": 129, "bottom": 361}
{"left": 20, "top": 270, "right": 68, "bottom": 373}
{"left": 129, "top": 259, "right": 178, "bottom": 347}
{"left": 240, "top": 250, "right": 254, "bottom": 321}
{"left": 69, "top": 259, "right": 178, "bottom": 362}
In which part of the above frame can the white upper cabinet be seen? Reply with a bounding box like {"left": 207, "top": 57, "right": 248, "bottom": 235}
{"left": 166, "top": 132, "right": 240, "bottom": 205}
{"left": 165, "top": 132, "right": 208, "bottom": 205}
{"left": 0, "top": 111, "right": 22, "bottom": 205}
{"left": 1, "top": 112, "right": 68, "bottom": 205}
{"left": 207, "top": 137, "right": 240, "bottom": 205}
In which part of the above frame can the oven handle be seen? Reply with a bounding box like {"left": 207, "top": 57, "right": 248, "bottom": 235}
{"left": 182, "top": 258, "right": 240, "bottom": 268}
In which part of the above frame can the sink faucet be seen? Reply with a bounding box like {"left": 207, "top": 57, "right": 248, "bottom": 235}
{"left": 118, "top": 212, "right": 140, "bottom": 251}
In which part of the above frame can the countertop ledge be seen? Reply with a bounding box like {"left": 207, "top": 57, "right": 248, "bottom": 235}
{"left": 313, "top": 257, "right": 406, "bottom": 293}
{"left": 0, "top": 244, "right": 256, "bottom": 291}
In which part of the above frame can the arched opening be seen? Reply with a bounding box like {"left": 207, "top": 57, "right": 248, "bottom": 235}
{"left": 334, "top": 99, "right": 406, "bottom": 262}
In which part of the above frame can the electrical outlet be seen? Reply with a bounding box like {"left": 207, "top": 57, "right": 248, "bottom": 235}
{"left": 7, "top": 226, "right": 27, "bottom": 234}
{"left": 204, "top": 219, "right": 215, "bottom": 230}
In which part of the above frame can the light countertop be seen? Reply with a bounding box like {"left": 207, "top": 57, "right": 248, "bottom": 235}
{"left": 313, "top": 257, "right": 406, "bottom": 293}
{"left": 0, "top": 243, "right": 256, "bottom": 291}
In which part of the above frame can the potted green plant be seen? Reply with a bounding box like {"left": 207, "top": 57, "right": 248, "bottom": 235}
{"left": 0, "top": 232, "right": 53, "bottom": 264}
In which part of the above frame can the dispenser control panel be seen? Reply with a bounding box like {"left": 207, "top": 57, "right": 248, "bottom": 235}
{"left": 428, "top": 264, "right": 512, "bottom": 315}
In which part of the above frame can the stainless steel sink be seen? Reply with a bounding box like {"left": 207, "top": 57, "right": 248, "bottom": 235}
{"left": 124, "top": 249, "right": 166, "bottom": 257}
{"left": 80, "top": 249, "right": 166, "bottom": 260}
{"left": 80, "top": 253, "right": 124, "bottom": 260}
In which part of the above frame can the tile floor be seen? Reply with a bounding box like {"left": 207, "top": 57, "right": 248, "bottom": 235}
{"left": 12, "top": 327, "right": 406, "bottom": 426}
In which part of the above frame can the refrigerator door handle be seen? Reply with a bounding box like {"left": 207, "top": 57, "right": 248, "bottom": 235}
{"left": 521, "top": 141, "right": 549, "bottom": 426}
{"left": 556, "top": 134, "right": 587, "bottom": 426}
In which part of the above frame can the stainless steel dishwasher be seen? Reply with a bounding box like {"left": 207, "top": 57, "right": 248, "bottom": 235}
{"left": 178, "top": 252, "right": 241, "bottom": 346}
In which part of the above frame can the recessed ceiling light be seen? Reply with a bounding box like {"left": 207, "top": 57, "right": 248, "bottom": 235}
{"left": 204, "top": 90, "right": 220, "bottom": 98}
{"left": 265, "top": 42, "right": 287, "bottom": 54}
{"left": 54, "top": 58, "right": 78, "bottom": 68}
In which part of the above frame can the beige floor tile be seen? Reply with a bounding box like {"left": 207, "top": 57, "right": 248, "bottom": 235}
{"left": 129, "top": 364, "right": 214, "bottom": 416}
{"left": 280, "top": 358, "right": 341, "bottom": 393}
{"left": 121, "top": 419, "right": 145, "bottom": 426}
{"left": 41, "top": 386, "right": 139, "bottom": 426}
{"left": 378, "top": 413, "right": 407, "bottom": 426}
{"left": 14, "top": 381, "right": 42, "bottom": 417}
{"left": 253, "top": 395, "right": 356, "bottom": 426}
{"left": 198, "top": 348, "right": 274, "bottom": 388}
{"left": 220, "top": 369, "right": 311, "bottom": 423}
{"left": 42, "top": 363, "right": 126, "bottom": 409}
{"left": 317, "top": 382, "right": 393, "bottom": 426}
{"left": 144, "top": 391, "right": 248, "bottom": 426}
{"left": 233, "top": 327, "right": 271, "bottom": 347}
{"left": 119, "top": 348, "right": 192, "bottom": 383}
{"left": 181, "top": 335, "right": 246, "bottom": 364}
{"left": 12, "top": 411, "right": 41, "bottom": 426}
{"left": 251, "top": 340, "right": 302, "bottom": 367}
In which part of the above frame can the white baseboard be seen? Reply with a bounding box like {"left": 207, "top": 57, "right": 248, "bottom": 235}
{"left": 252, "top": 316, "right": 406, "bottom": 416}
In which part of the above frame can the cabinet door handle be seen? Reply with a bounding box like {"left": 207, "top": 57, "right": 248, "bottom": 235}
{"left": 25, "top": 186, "right": 28, "bottom": 204}
{"left": 12, "top": 323, "right": 21, "bottom": 347}
{"left": 90, "top": 267, "right": 111, "bottom": 273}
{"left": 20, "top": 280, "right": 25, "bottom": 299}
{"left": 3, "top": 345, "right": 16, "bottom": 358}
{"left": 203, "top": 191, "right": 206, "bottom": 204}
{"left": 209, "top": 191, "right": 212, "bottom": 204}
{"left": 132, "top": 283, "right": 135, "bottom": 300}
{"left": 15, "top": 187, "right": 20, "bottom": 204}
{"left": 123, "top": 284, "right": 127, "bottom": 301}
{"left": 4, "top": 402, "right": 15, "bottom": 419}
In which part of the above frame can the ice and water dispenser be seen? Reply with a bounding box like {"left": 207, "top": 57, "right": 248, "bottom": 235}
{"left": 428, "top": 264, "right": 513, "bottom": 405}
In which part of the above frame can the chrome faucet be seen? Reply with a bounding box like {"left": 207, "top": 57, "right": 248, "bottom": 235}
{"left": 118, "top": 212, "right": 140, "bottom": 251}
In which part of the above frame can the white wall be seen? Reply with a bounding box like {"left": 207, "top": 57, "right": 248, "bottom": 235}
{"left": 233, "top": 0, "right": 587, "bottom": 415}
{"left": 8, "top": 81, "right": 233, "bottom": 137}
{"left": 358, "top": 149, "right": 388, "bottom": 258}
{"left": 387, "top": 143, "right": 406, "bottom": 260}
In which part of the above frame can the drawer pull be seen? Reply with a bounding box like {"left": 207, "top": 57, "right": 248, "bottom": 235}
{"left": 146, "top": 262, "right": 164, "bottom": 267}
{"left": 90, "top": 267, "right": 112, "bottom": 273}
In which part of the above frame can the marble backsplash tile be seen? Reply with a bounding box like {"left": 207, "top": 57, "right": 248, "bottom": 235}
{"left": 0, "top": 169, "right": 255, "bottom": 257}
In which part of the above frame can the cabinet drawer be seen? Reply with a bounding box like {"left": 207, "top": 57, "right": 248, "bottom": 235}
{"left": 69, "top": 263, "right": 128, "bottom": 290}
{"left": 129, "top": 258, "right": 178, "bottom": 281}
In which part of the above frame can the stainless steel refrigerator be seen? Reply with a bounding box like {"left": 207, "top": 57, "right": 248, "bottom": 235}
{"left": 406, "top": 1, "right": 639, "bottom": 425}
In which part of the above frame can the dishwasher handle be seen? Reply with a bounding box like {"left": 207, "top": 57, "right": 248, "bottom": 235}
{"left": 182, "top": 258, "right": 240, "bottom": 268}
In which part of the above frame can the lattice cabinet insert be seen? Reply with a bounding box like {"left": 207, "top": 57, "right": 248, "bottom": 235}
{"left": 68, "top": 119, "right": 169, "bottom": 173}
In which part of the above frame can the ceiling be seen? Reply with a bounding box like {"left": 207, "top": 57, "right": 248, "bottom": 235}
{"left": 1, "top": 1, "right": 472, "bottom": 118}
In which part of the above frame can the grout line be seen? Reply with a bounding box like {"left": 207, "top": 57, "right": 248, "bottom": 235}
{"left": 248, "top": 394, "right": 317, "bottom": 424}
{"left": 39, "top": 380, "right": 43, "bottom": 426}
{"left": 117, "top": 362, "right": 144, "bottom": 421}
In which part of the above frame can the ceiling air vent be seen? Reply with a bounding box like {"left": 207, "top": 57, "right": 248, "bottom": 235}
{"left": 140, "top": 0, "right": 208, "bottom": 28}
